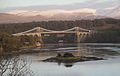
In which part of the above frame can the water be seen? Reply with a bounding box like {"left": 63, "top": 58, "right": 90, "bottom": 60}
{"left": 21, "top": 43, "right": 120, "bottom": 76}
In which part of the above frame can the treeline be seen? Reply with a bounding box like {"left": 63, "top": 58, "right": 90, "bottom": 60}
{"left": 84, "top": 31, "right": 120, "bottom": 43}
{"left": 0, "top": 18, "right": 120, "bottom": 43}
{"left": 0, "top": 18, "right": 120, "bottom": 34}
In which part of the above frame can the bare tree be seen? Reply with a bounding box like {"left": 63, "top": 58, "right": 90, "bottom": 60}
{"left": 0, "top": 54, "right": 34, "bottom": 76}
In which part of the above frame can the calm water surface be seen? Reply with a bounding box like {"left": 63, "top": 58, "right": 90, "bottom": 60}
{"left": 21, "top": 43, "right": 120, "bottom": 76}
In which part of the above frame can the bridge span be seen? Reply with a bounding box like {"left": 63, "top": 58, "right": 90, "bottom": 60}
{"left": 12, "top": 27, "right": 93, "bottom": 43}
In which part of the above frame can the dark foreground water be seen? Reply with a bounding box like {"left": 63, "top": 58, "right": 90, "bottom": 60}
{"left": 21, "top": 43, "right": 120, "bottom": 76}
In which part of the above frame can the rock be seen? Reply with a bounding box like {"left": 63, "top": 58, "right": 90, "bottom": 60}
{"left": 63, "top": 52, "right": 74, "bottom": 57}
{"left": 42, "top": 53, "right": 104, "bottom": 63}
{"left": 43, "top": 56, "right": 104, "bottom": 63}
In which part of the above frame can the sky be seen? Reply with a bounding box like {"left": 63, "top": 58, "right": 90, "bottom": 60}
{"left": 0, "top": 0, "right": 119, "bottom": 13}
{"left": 0, "top": 0, "right": 110, "bottom": 9}
{"left": 0, "top": 0, "right": 87, "bottom": 8}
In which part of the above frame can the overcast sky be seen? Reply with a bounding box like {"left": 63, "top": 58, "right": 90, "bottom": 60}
{"left": 0, "top": 0, "right": 119, "bottom": 13}
{"left": 0, "top": 0, "right": 112, "bottom": 9}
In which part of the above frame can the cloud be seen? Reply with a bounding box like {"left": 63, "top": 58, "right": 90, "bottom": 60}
{"left": 0, "top": 0, "right": 119, "bottom": 12}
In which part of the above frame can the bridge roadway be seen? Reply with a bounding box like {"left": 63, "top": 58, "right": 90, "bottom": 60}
{"left": 13, "top": 31, "right": 89, "bottom": 36}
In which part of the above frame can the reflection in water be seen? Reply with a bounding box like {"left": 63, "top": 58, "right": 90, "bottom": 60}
{"left": 0, "top": 54, "right": 33, "bottom": 76}
{"left": 36, "top": 43, "right": 120, "bottom": 59}
{"left": 37, "top": 43, "right": 120, "bottom": 62}
{"left": 77, "top": 43, "right": 88, "bottom": 56}
{"left": 34, "top": 43, "right": 120, "bottom": 70}
{"left": 57, "top": 62, "right": 74, "bottom": 68}
{"left": 1, "top": 43, "right": 120, "bottom": 76}
{"left": 27, "top": 43, "right": 120, "bottom": 76}
{"left": 64, "top": 63, "right": 74, "bottom": 68}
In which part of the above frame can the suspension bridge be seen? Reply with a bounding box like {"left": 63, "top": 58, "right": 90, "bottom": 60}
{"left": 12, "top": 27, "right": 93, "bottom": 43}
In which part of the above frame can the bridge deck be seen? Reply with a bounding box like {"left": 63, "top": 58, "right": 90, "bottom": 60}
{"left": 13, "top": 32, "right": 89, "bottom": 36}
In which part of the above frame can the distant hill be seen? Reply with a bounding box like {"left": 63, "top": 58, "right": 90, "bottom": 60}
{"left": 0, "top": 13, "right": 25, "bottom": 23}
{"left": 1, "top": 6, "right": 120, "bottom": 24}
{"left": 0, "top": 9, "right": 106, "bottom": 24}
{"left": 0, "top": 13, "right": 48, "bottom": 23}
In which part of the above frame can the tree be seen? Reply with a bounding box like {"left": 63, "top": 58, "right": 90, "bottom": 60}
{"left": 0, "top": 54, "right": 33, "bottom": 76}
{"left": 0, "top": 32, "right": 21, "bottom": 52}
